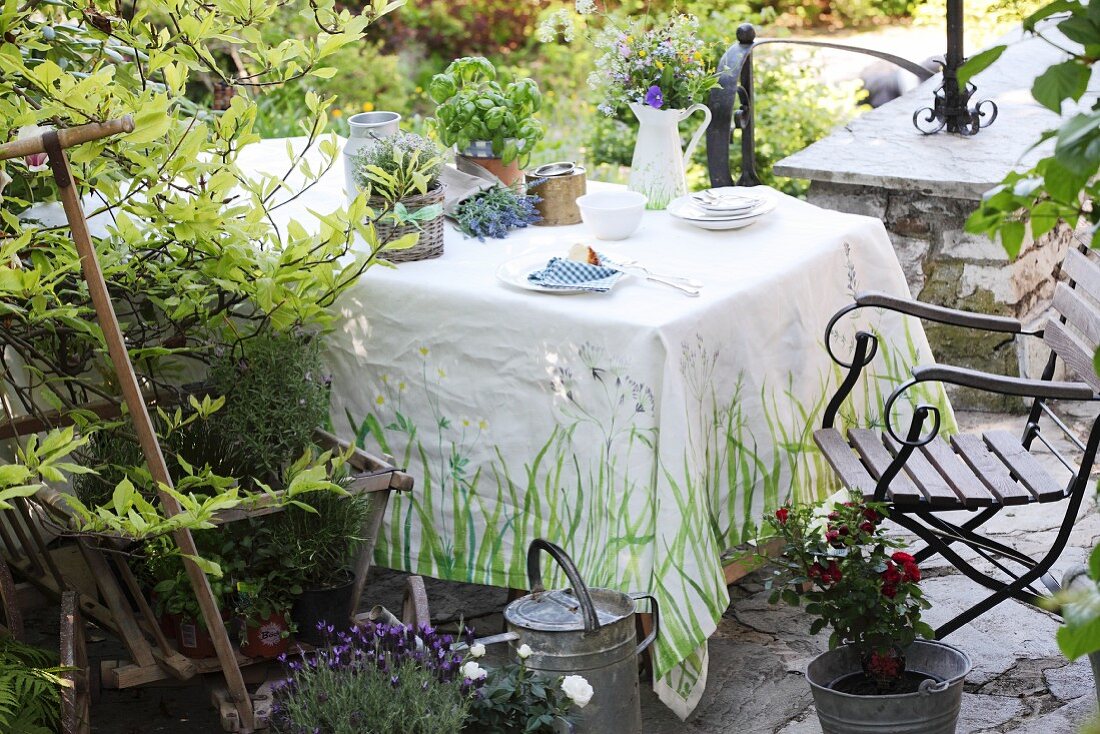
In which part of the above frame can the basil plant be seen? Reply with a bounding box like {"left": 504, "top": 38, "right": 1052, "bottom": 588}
{"left": 428, "top": 56, "right": 544, "bottom": 167}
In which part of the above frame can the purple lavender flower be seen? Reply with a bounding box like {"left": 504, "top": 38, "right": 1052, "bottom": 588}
{"left": 645, "top": 85, "right": 664, "bottom": 109}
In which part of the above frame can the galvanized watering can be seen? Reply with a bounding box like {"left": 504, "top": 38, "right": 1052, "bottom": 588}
{"left": 502, "top": 539, "right": 659, "bottom": 734}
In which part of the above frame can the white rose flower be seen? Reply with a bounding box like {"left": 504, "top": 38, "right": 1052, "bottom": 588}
{"left": 561, "top": 674, "right": 594, "bottom": 708}
{"left": 460, "top": 661, "right": 488, "bottom": 681}
{"left": 517, "top": 643, "right": 533, "bottom": 659}
{"left": 468, "top": 642, "right": 486, "bottom": 658}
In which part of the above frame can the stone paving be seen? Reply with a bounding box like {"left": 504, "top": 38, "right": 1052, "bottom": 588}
{"left": 71, "top": 408, "right": 1100, "bottom": 732}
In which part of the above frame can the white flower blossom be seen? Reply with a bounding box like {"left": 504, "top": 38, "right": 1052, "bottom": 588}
{"left": 468, "top": 642, "right": 486, "bottom": 658}
{"left": 561, "top": 675, "right": 594, "bottom": 708}
{"left": 517, "top": 643, "right": 533, "bottom": 659}
{"left": 575, "top": 0, "right": 597, "bottom": 14}
{"left": 460, "top": 661, "right": 488, "bottom": 681}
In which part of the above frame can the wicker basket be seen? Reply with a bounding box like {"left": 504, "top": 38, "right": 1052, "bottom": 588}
{"left": 371, "top": 182, "right": 446, "bottom": 262}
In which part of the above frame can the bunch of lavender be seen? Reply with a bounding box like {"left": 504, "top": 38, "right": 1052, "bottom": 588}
{"left": 453, "top": 185, "right": 541, "bottom": 240}
{"left": 271, "top": 622, "right": 475, "bottom": 734}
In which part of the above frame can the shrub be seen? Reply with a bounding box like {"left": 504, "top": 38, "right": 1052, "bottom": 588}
{"left": 206, "top": 331, "right": 332, "bottom": 481}
{"left": 272, "top": 622, "right": 472, "bottom": 734}
{"left": 0, "top": 637, "right": 65, "bottom": 734}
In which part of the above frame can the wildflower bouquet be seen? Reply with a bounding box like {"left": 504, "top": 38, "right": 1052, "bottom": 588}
{"left": 540, "top": 4, "right": 718, "bottom": 114}
{"left": 765, "top": 494, "right": 934, "bottom": 692}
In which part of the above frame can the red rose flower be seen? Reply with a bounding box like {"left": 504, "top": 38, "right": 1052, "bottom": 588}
{"left": 859, "top": 521, "right": 874, "bottom": 533}
{"left": 825, "top": 529, "right": 840, "bottom": 544}
{"left": 891, "top": 552, "right": 915, "bottom": 565}
{"left": 775, "top": 507, "right": 789, "bottom": 524}
{"left": 828, "top": 511, "right": 840, "bottom": 521}
{"left": 863, "top": 508, "right": 879, "bottom": 523}
{"left": 825, "top": 560, "right": 842, "bottom": 584}
{"left": 809, "top": 562, "right": 825, "bottom": 580}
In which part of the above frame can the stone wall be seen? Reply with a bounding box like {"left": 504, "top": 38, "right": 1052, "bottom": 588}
{"left": 805, "top": 181, "right": 1073, "bottom": 411}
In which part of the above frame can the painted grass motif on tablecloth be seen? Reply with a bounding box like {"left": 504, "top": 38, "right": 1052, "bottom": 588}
{"left": 343, "top": 327, "right": 950, "bottom": 705}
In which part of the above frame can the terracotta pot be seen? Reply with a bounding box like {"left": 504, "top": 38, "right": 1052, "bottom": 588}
{"left": 160, "top": 611, "right": 179, "bottom": 641}
{"left": 458, "top": 153, "right": 523, "bottom": 187}
{"left": 239, "top": 611, "right": 291, "bottom": 659}
{"left": 176, "top": 616, "right": 217, "bottom": 659}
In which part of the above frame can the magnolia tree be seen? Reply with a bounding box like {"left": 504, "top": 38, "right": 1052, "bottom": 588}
{"left": 0, "top": 0, "right": 408, "bottom": 536}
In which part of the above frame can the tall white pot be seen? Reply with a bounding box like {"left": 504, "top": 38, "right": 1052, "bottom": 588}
{"left": 627, "top": 102, "right": 711, "bottom": 210}
{"left": 343, "top": 111, "right": 401, "bottom": 203}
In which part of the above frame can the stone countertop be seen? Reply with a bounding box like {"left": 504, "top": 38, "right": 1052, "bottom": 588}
{"left": 773, "top": 27, "right": 1088, "bottom": 200}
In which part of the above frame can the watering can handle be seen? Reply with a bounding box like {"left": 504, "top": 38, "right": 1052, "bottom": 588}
{"left": 678, "top": 103, "right": 712, "bottom": 170}
{"left": 527, "top": 539, "right": 601, "bottom": 634}
{"left": 628, "top": 592, "right": 660, "bottom": 656}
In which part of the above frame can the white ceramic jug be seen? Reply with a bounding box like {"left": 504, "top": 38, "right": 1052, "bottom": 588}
{"left": 343, "top": 111, "right": 401, "bottom": 203}
{"left": 627, "top": 102, "right": 712, "bottom": 210}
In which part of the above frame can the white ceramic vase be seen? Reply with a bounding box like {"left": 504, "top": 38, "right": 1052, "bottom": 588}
{"left": 343, "top": 111, "right": 401, "bottom": 203}
{"left": 627, "top": 102, "right": 711, "bottom": 210}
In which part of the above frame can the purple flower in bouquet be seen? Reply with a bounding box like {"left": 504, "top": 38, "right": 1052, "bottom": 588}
{"left": 644, "top": 85, "right": 664, "bottom": 109}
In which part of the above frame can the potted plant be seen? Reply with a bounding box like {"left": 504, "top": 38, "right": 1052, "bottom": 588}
{"left": 154, "top": 566, "right": 232, "bottom": 659}
{"left": 428, "top": 56, "right": 544, "bottom": 186}
{"left": 284, "top": 490, "right": 373, "bottom": 646}
{"left": 271, "top": 622, "right": 473, "bottom": 734}
{"left": 233, "top": 579, "right": 295, "bottom": 659}
{"left": 765, "top": 494, "right": 972, "bottom": 734}
{"left": 463, "top": 643, "right": 589, "bottom": 733}
{"left": 352, "top": 131, "right": 448, "bottom": 262}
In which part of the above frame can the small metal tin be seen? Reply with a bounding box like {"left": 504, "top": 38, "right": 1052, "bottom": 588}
{"left": 532, "top": 161, "right": 578, "bottom": 177}
{"left": 530, "top": 167, "right": 586, "bottom": 226}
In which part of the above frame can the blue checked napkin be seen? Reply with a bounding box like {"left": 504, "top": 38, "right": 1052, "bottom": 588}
{"left": 527, "top": 257, "right": 624, "bottom": 293}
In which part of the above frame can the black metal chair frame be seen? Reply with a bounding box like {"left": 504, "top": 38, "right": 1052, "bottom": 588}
{"left": 820, "top": 275, "right": 1099, "bottom": 639}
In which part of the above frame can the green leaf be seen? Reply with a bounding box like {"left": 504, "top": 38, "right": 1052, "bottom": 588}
{"left": 999, "top": 220, "right": 1026, "bottom": 259}
{"left": 1032, "top": 61, "right": 1090, "bottom": 113}
{"left": 958, "top": 46, "right": 1006, "bottom": 89}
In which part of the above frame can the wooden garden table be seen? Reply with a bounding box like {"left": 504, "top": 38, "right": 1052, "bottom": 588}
{"left": 236, "top": 137, "right": 951, "bottom": 718}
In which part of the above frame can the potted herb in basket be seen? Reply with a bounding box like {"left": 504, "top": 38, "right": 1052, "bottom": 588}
{"left": 428, "top": 56, "right": 544, "bottom": 186}
{"left": 765, "top": 494, "right": 972, "bottom": 734}
{"left": 353, "top": 131, "right": 448, "bottom": 262}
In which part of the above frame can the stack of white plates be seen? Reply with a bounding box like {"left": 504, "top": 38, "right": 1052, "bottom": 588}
{"left": 667, "top": 187, "right": 778, "bottom": 230}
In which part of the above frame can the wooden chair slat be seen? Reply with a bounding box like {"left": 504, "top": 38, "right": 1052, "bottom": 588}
{"left": 1053, "top": 281, "right": 1100, "bottom": 348}
{"left": 919, "top": 437, "right": 995, "bottom": 508}
{"left": 983, "top": 431, "right": 1065, "bottom": 502}
{"left": 814, "top": 428, "right": 878, "bottom": 497}
{"left": 1061, "top": 248, "right": 1100, "bottom": 303}
{"left": 847, "top": 428, "right": 923, "bottom": 504}
{"left": 883, "top": 435, "right": 960, "bottom": 507}
{"left": 1044, "top": 318, "right": 1100, "bottom": 391}
{"left": 950, "top": 434, "right": 1031, "bottom": 505}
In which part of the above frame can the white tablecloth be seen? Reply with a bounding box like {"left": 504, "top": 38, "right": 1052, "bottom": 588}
{"left": 236, "top": 137, "right": 952, "bottom": 718}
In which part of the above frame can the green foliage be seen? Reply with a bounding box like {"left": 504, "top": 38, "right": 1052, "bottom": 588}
{"left": 464, "top": 659, "right": 577, "bottom": 734}
{"left": 0, "top": 637, "right": 65, "bottom": 734}
{"left": 0, "top": 0, "right": 405, "bottom": 542}
{"left": 354, "top": 132, "right": 446, "bottom": 202}
{"left": 429, "top": 57, "right": 544, "bottom": 166}
{"left": 1051, "top": 544, "right": 1100, "bottom": 661}
{"left": 206, "top": 331, "right": 333, "bottom": 480}
{"left": 764, "top": 493, "right": 933, "bottom": 686}
{"left": 280, "top": 490, "right": 372, "bottom": 589}
{"left": 966, "top": 0, "right": 1100, "bottom": 257}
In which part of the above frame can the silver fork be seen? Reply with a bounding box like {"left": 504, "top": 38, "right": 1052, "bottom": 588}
{"left": 610, "top": 258, "right": 704, "bottom": 289}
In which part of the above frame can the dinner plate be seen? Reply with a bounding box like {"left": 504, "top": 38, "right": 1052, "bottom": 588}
{"left": 496, "top": 253, "right": 624, "bottom": 294}
{"left": 668, "top": 187, "right": 779, "bottom": 222}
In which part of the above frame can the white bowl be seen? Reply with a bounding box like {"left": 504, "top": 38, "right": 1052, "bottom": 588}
{"left": 576, "top": 190, "right": 647, "bottom": 240}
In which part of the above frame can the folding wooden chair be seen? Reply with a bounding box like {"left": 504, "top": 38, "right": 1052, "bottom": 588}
{"left": 815, "top": 243, "right": 1100, "bottom": 638}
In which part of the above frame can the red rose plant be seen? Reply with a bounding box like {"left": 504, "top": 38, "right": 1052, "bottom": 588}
{"left": 766, "top": 493, "right": 933, "bottom": 693}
